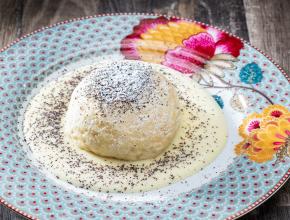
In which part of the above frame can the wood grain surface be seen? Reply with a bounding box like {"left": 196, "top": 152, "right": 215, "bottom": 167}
{"left": 0, "top": 0, "right": 289, "bottom": 219}
{"left": 244, "top": 0, "right": 290, "bottom": 87}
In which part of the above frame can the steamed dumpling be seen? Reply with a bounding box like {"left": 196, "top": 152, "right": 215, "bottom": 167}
{"left": 63, "top": 60, "right": 180, "bottom": 161}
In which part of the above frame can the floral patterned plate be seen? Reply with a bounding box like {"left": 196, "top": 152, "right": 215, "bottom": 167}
{"left": 0, "top": 13, "right": 289, "bottom": 220}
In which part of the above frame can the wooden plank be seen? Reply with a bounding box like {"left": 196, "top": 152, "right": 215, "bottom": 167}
{"left": 96, "top": 0, "right": 195, "bottom": 18}
{"left": 151, "top": 0, "right": 195, "bottom": 17}
{"left": 21, "top": 0, "right": 99, "bottom": 34}
{"left": 0, "top": 0, "right": 23, "bottom": 48}
{"left": 194, "top": 0, "right": 249, "bottom": 40}
{"left": 275, "top": 182, "right": 290, "bottom": 207}
{"left": 0, "top": 205, "right": 24, "bottom": 220}
{"left": 244, "top": 0, "right": 290, "bottom": 73}
{"left": 96, "top": 0, "right": 151, "bottom": 13}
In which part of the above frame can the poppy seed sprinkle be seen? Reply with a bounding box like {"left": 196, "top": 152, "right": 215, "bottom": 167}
{"left": 23, "top": 60, "right": 227, "bottom": 194}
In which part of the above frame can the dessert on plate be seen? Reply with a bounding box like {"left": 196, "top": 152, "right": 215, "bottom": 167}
{"left": 64, "top": 62, "right": 180, "bottom": 161}
{"left": 23, "top": 60, "right": 227, "bottom": 193}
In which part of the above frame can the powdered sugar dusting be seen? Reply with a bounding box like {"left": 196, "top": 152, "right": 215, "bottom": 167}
{"left": 83, "top": 61, "right": 153, "bottom": 104}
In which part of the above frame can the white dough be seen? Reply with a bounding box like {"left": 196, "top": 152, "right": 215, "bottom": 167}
{"left": 64, "top": 61, "right": 180, "bottom": 161}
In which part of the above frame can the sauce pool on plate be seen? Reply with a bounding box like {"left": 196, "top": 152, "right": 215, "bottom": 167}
{"left": 23, "top": 60, "right": 227, "bottom": 193}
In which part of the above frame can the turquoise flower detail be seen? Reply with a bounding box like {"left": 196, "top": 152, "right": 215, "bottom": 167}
{"left": 212, "top": 95, "right": 224, "bottom": 109}
{"left": 239, "top": 62, "right": 263, "bottom": 84}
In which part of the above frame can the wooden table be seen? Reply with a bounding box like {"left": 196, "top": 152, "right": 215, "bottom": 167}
{"left": 0, "top": 0, "right": 289, "bottom": 219}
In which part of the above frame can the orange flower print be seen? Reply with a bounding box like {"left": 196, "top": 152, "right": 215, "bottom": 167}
{"left": 238, "top": 113, "right": 262, "bottom": 138}
{"left": 252, "top": 118, "right": 290, "bottom": 152}
{"left": 121, "top": 17, "right": 205, "bottom": 64}
{"left": 235, "top": 104, "right": 290, "bottom": 163}
{"left": 246, "top": 143, "right": 277, "bottom": 163}
{"left": 263, "top": 104, "right": 290, "bottom": 118}
{"left": 260, "top": 105, "right": 290, "bottom": 128}
{"left": 235, "top": 140, "right": 252, "bottom": 155}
